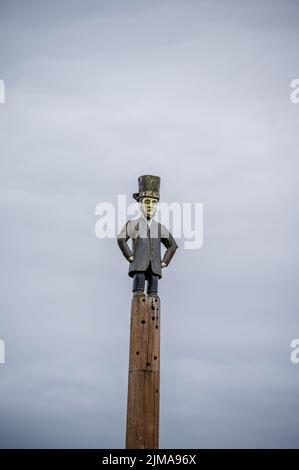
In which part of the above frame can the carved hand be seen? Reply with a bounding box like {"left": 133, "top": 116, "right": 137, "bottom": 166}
{"left": 161, "top": 261, "right": 167, "bottom": 268}
{"left": 129, "top": 256, "right": 134, "bottom": 262}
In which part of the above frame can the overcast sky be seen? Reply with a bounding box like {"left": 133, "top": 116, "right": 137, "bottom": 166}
{"left": 0, "top": 0, "right": 299, "bottom": 448}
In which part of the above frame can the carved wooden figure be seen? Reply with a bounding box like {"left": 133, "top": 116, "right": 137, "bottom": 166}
{"left": 117, "top": 175, "right": 178, "bottom": 449}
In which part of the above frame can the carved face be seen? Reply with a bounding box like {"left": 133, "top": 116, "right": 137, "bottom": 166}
{"left": 140, "top": 197, "right": 158, "bottom": 219}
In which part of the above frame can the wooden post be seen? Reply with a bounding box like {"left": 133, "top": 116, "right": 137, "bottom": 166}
{"left": 126, "top": 294, "right": 160, "bottom": 449}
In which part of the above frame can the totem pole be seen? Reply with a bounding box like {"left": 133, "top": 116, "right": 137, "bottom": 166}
{"left": 117, "top": 175, "right": 178, "bottom": 449}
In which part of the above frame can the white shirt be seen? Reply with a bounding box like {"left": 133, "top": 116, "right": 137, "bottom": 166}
{"left": 140, "top": 212, "right": 153, "bottom": 228}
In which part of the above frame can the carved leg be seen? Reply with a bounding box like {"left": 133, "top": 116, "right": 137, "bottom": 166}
{"left": 132, "top": 272, "right": 145, "bottom": 295}
{"left": 147, "top": 271, "right": 158, "bottom": 296}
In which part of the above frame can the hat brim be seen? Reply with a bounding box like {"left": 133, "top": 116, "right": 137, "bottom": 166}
{"left": 133, "top": 191, "right": 160, "bottom": 202}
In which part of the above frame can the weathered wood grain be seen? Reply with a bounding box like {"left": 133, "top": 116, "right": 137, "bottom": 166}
{"left": 126, "top": 294, "right": 160, "bottom": 449}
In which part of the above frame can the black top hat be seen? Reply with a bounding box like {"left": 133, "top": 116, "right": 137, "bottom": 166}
{"left": 133, "top": 175, "right": 160, "bottom": 202}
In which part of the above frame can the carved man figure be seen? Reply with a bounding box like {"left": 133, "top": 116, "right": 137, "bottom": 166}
{"left": 117, "top": 175, "right": 178, "bottom": 296}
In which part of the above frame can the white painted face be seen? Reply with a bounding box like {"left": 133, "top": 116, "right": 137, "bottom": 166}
{"left": 140, "top": 197, "right": 158, "bottom": 219}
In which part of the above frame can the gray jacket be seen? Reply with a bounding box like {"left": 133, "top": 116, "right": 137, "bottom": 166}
{"left": 117, "top": 217, "right": 178, "bottom": 278}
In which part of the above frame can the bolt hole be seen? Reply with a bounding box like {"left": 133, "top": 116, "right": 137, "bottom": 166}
{"left": 156, "top": 389, "right": 159, "bottom": 393}
{"left": 151, "top": 305, "right": 155, "bottom": 310}
{"left": 152, "top": 316, "right": 155, "bottom": 321}
{"left": 155, "top": 325, "right": 158, "bottom": 329}
{"left": 155, "top": 298, "right": 158, "bottom": 302}
{"left": 147, "top": 362, "right": 151, "bottom": 367}
{"left": 136, "top": 351, "right": 140, "bottom": 355}
{"left": 141, "top": 320, "right": 146, "bottom": 324}
{"left": 142, "top": 298, "right": 146, "bottom": 302}
{"left": 154, "top": 356, "right": 157, "bottom": 360}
